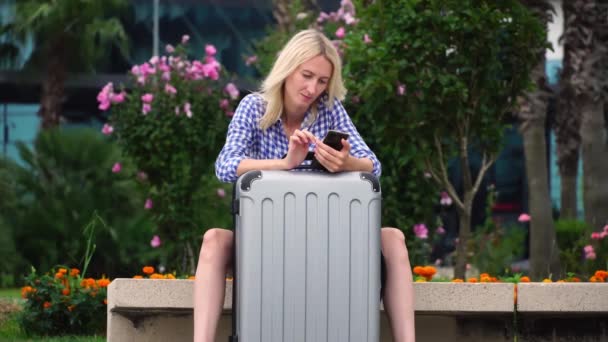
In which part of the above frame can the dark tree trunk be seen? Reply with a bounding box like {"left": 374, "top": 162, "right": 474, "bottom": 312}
{"left": 38, "top": 40, "right": 66, "bottom": 129}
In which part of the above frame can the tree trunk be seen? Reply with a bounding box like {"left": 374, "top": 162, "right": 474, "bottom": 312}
{"left": 581, "top": 99, "right": 608, "bottom": 230}
{"left": 560, "top": 165, "right": 578, "bottom": 219}
{"left": 454, "top": 198, "right": 472, "bottom": 280}
{"left": 521, "top": 118, "right": 560, "bottom": 279}
{"left": 38, "top": 41, "right": 66, "bottom": 129}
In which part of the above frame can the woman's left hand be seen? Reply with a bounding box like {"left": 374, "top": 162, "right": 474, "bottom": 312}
{"left": 314, "top": 138, "right": 351, "bottom": 173}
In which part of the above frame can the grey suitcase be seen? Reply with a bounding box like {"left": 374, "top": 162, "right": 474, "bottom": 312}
{"left": 231, "top": 170, "right": 382, "bottom": 342}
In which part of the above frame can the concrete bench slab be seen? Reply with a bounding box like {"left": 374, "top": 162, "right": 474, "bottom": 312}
{"left": 517, "top": 283, "right": 608, "bottom": 313}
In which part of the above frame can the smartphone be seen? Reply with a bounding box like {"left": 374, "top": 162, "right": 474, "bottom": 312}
{"left": 311, "top": 130, "right": 350, "bottom": 170}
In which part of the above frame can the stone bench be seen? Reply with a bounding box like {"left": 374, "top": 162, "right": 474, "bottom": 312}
{"left": 107, "top": 279, "right": 517, "bottom": 341}
{"left": 107, "top": 279, "right": 608, "bottom": 341}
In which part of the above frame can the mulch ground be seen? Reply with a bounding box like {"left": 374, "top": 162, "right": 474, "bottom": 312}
{"left": 0, "top": 298, "right": 22, "bottom": 325}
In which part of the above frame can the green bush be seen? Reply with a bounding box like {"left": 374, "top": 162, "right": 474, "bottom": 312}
{"left": 555, "top": 219, "right": 591, "bottom": 276}
{"left": 18, "top": 266, "right": 108, "bottom": 336}
{"left": 0, "top": 128, "right": 156, "bottom": 279}
{"left": 101, "top": 37, "right": 238, "bottom": 274}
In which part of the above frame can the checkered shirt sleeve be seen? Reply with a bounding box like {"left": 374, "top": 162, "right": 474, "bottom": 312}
{"left": 215, "top": 94, "right": 260, "bottom": 182}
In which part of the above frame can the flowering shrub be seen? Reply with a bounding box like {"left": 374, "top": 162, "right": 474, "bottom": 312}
{"left": 582, "top": 225, "right": 608, "bottom": 274}
{"left": 19, "top": 267, "right": 109, "bottom": 336}
{"left": 98, "top": 36, "right": 238, "bottom": 273}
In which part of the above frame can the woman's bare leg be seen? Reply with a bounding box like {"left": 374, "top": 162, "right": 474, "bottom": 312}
{"left": 381, "top": 227, "right": 416, "bottom": 342}
{"left": 193, "top": 228, "right": 234, "bottom": 342}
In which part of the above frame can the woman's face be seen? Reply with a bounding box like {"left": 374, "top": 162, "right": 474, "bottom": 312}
{"left": 283, "top": 54, "right": 333, "bottom": 116}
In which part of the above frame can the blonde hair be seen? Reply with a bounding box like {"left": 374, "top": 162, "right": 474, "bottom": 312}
{"left": 258, "top": 29, "right": 347, "bottom": 130}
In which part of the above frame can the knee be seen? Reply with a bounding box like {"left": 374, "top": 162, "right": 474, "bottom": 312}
{"left": 198, "top": 228, "right": 232, "bottom": 264}
{"left": 381, "top": 227, "right": 410, "bottom": 262}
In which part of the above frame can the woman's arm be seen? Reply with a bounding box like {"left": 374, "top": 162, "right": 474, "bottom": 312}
{"left": 236, "top": 158, "right": 288, "bottom": 177}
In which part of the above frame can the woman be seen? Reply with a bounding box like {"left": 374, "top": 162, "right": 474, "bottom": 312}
{"left": 194, "top": 29, "right": 415, "bottom": 342}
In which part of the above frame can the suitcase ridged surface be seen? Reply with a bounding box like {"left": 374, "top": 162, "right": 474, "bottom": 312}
{"left": 234, "top": 171, "right": 381, "bottom": 342}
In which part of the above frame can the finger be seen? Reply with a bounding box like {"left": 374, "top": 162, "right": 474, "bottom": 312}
{"left": 290, "top": 134, "right": 305, "bottom": 145}
{"left": 302, "top": 130, "right": 318, "bottom": 143}
{"left": 313, "top": 148, "right": 337, "bottom": 172}
{"left": 293, "top": 130, "right": 311, "bottom": 144}
{"left": 315, "top": 143, "right": 341, "bottom": 166}
{"left": 341, "top": 138, "right": 351, "bottom": 153}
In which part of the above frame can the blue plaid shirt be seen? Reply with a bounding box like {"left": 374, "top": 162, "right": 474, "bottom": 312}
{"left": 215, "top": 93, "right": 381, "bottom": 183}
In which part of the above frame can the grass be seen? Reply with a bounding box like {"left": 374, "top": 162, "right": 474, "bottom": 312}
{"left": 0, "top": 288, "right": 104, "bottom": 342}
{"left": 0, "top": 288, "right": 21, "bottom": 300}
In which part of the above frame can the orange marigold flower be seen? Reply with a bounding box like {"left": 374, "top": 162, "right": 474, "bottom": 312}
{"left": 557, "top": 280, "right": 566, "bottom": 283}
{"left": 70, "top": 268, "right": 80, "bottom": 277}
{"left": 21, "top": 286, "right": 35, "bottom": 298}
{"left": 62, "top": 288, "right": 70, "bottom": 296}
{"left": 165, "top": 274, "right": 176, "bottom": 280}
{"left": 542, "top": 278, "right": 552, "bottom": 283}
{"left": 491, "top": 277, "right": 499, "bottom": 282}
{"left": 188, "top": 276, "right": 195, "bottom": 280}
{"left": 519, "top": 276, "right": 530, "bottom": 283}
{"left": 590, "top": 276, "right": 602, "bottom": 282}
{"left": 412, "top": 266, "right": 424, "bottom": 275}
{"left": 480, "top": 275, "right": 492, "bottom": 283}
{"left": 570, "top": 277, "right": 581, "bottom": 282}
{"left": 55, "top": 272, "right": 64, "bottom": 279}
{"left": 58, "top": 268, "right": 68, "bottom": 274}
{"left": 133, "top": 275, "right": 143, "bottom": 279}
{"left": 87, "top": 278, "right": 96, "bottom": 287}
{"left": 480, "top": 273, "right": 490, "bottom": 278}
{"left": 150, "top": 273, "right": 164, "bottom": 279}
{"left": 43, "top": 301, "right": 52, "bottom": 309}
{"left": 595, "top": 270, "right": 608, "bottom": 280}
{"left": 467, "top": 277, "right": 478, "bottom": 283}
{"left": 97, "top": 278, "right": 111, "bottom": 288}
{"left": 143, "top": 266, "right": 155, "bottom": 275}
{"left": 452, "top": 278, "right": 464, "bottom": 283}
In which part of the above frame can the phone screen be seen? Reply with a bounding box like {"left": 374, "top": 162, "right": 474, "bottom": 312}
{"left": 310, "top": 130, "right": 350, "bottom": 170}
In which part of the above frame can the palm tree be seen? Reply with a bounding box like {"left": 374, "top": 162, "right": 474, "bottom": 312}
{"left": 1, "top": 0, "right": 129, "bottom": 129}
{"left": 518, "top": 0, "right": 560, "bottom": 279}
{"left": 554, "top": 1, "right": 581, "bottom": 219}
{"left": 576, "top": 1, "right": 608, "bottom": 230}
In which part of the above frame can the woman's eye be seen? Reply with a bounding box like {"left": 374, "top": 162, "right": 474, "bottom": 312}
{"left": 302, "top": 73, "right": 312, "bottom": 78}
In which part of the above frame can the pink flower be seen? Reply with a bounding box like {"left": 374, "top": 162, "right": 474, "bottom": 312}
{"left": 137, "top": 171, "right": 148, "bottom": 181}
{"left": 413, "top": 223, "right": 428, "bottom": 239}
{"left": 245, "top": 55, "right": 258, "bottom": 66}
{"left": 440, "top": 192, "right": 452, "bottom": 206}
{"left": 335, "top": 26, "right": 346, "bottom": 39}
{"left": 144, "top": 198, "right": 153, "bottom": 210}
{"left": 225, "top": 111, "right": 234, "bottom": 118}
{"left": 584, "top": 245, "right": 595, "bottom": 254}
{"left": 142, "top": 103, "right": 151, "bottom": 115}
{"left": 604, "top": 225, "right": 608, "bottom": 233}
{"left": 165, "top": 44, "right": 175, "bottom": 53}
{"left": 224, "top": 83, "right": 239, "bottom": 100}
{"left": 518, "top": 213, "right": 531, "bottom": 222}
{"left": 434, "top": 259, "right": 442, "bottom": 266}
{"left": 112, "top": 162, "right": 122, "bottom": 173}
{"left": 184, "top": 102, "right": 192, "bottom": 118}
{"left": 397, "top": 83, "right": 406, "bottom": 96}
{"left": 205, "top": 44, "right": 217, "bottom": 56}
{"left": 111, "top": 92, "right": 126, "bottom": 104}
{"left": 150, "top": 235, "right": 161, "bottom": 248}
{"left": 436, "top": 227, "right": 446, "bottom": 235}
{"left": 101, "top": 123, "right": 114, "bottom": 135}
{"left": 99, "top": 100, "right": 111, "bottom": 111}
{"left": 363, "top": 34, "right": 372, "bottom": 44}
{"left": 164, "top": 83, "right": 177, "bottom": 95}
{"left": 219, "top": 99, "right": 229, "bottom": 110}
{"left": 466, "top": 263, "right": 471, "bottom": 270}
{"left": 591, "top": 232, "right": 602, "bottom": 240}
{"left": 141, "top": 93, "right": 154, "bottom": 103}
{"left": 601, "top": 231, "right": 608, "bottom": 239}
{"left": 217, "top": 188, "right": 226, "bottom": 198}
{"left": 182, "top": 35, "right": 190, "bottom": 44}
{"left": 586, "top": 252, "right": 597, "bottom": 260}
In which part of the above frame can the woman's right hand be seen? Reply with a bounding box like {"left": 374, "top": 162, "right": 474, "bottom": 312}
{"left": 284, "top": 129, "right": 316, "bottom": 169}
